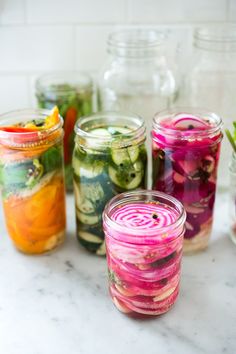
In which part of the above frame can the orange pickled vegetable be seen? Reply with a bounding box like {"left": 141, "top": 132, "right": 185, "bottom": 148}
{"left": 3, "top": 174, "right": 66, "bottom": 254}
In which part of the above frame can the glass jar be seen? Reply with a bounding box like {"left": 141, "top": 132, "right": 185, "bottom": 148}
{"left": 98, "top": 28, "right": 179, "bottom": 185}
{"left": 229, "top": 152, "right": 236, "bottom": 245}
{"left": 103, "top": 190, "right": 186, "bottom": 316}
{"left": 0, "top": 109, "right": 66, "bottom": 254}
{"left": 181, "top": 25, "right": 236, "bottom": 189}
{"left": 152, "top": 108, "right": 223, "bottom": 254}
{"left": 36, "top": 72, "right": 94, "bottom": 191}
{"left": 72, "top": 111, "right": 147, "bottom": 256}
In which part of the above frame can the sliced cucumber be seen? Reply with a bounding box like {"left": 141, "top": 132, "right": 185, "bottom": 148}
{"left": 78, "top": 231, "right": 103, "bottom": 244}
{"left": 96, "top": 241, "right": 106, "bottom": 256}
{"left": 73, "top": 182, "right": 95, "bottom": 214}
{"left": 76, "top": 209, "right": 99, "bottom": 225}
{"left": 111, "top": 146, "right": 139, "bottom": 165}
{"left": 73, "top": 157, "right": 104, "bottom": 179}
{"left": 108, "top": 160, "right": 143, "bottom": 190}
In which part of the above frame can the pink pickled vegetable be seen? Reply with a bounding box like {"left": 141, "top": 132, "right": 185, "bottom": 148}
{"left": 152, "top": 111, "right": 223, "bottom": 252}
{"left": 103, "top": 191, "right": 186, "bottom": 316}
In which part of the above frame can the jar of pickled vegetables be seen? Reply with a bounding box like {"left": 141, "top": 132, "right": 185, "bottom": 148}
{"left": 152, "top": 108, "right": 223, "bottom": 254}
{"left": 0, "top": 107, "right": 66, "bottom": 254}
{"left": 229, "top": 152, "right": 236, "bottom": 245}
{"left": 103, "top": 190, "right": 186, "bottom": 316}
{"left": 73, "top": 112, "right": 147, "bottom": 255}
{"left": 36, "top": 72, "right": 94, "bottom": 190}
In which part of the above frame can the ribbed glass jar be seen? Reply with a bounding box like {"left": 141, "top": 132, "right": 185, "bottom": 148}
{"left": 103, "top": 190, "right": 186, "bottom": 316}
{"left": 72, "top": 111, "right": 147, "bottom": 255}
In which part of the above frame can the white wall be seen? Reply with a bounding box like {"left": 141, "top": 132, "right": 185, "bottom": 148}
{"left": 0, "top": 0, "right": 234, "bottom": 113}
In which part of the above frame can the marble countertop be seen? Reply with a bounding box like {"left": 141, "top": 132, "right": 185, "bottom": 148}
{"left": 0, "top": 192, "right": 235, "bottom": 354}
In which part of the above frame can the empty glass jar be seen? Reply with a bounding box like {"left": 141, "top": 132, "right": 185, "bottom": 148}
{"left": 182, "top": 25, "right": 236, "bottom": 189}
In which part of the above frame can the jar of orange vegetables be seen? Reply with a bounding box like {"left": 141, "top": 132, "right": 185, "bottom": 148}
{"left": 0, "top": 107, "right": 66, "bottom": 254}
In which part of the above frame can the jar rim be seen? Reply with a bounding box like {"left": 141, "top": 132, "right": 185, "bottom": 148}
{"left": 152, "top": 107, "right": 223, "bottom": 142}
{"left": 0, "top": 108, "right": 63, "bottom": 148}
{"left": 194, "top": 25, "right": 236, "bottom": 43}
{"left": 107, "top": 28, "right": 166, "bottom": 58}
{"left": 194, "top": 25, "right": 236, "bottom": 52}
{"left": 36, "top": 71, "right": 93, "bottom": 95}
{"left": 75, "top": 111, "right": 146, "bottom": 149}
{"left": 103, "top": 190, "right": 186, "bottom": 241}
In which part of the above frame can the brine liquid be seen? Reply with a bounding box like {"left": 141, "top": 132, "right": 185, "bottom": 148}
{"left": 104, "top": 201, "right": 184, "bottom": 316}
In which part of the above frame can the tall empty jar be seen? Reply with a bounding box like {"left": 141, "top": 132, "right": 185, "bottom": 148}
{"left": 182, "top": 25, "right": 236, "bottom": 188}
{"left": 98, "top": 28, "right": 178, "bottom": 182}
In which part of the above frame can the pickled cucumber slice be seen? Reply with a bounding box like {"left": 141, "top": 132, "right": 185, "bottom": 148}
{"left": 73, "top": 182, "right": 95, "bottom": 214}
{"left": 73, "top": 157, "right": 104, "bottom": 178}
{"left": 96, "top": 241, "right": 106, "bottom": 256}
{"left": 108, "top": 161, "right": 143, "bottom": 190}
{"left": 111, "top": 146, "right": 139, "bottom": 165}
{"left": 78, "top": 231, "right": 103, "bottom": 244}
{"left": 76, "top": 209, "right": 99, "bottom": 225}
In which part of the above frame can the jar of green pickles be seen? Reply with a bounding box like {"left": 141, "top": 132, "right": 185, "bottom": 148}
{"left": 72, "top": 112, "right": 147, "bottom": 255}
{"left": 35, "top": 72, "right": 94, "bottom": 190}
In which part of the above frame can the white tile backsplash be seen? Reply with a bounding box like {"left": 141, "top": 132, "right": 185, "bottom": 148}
{"left": 0, "top": 26, "right": 75, "bottom": 72}
{"left": 75, "top": 26, "right": 112, "bottom": 71}
{"left": 0, "top": 0, "right": 25, "bottom": 25}
{"left": 127, "top": 0, "right": 228, "bottom": 23}
{"left": 0, "top": 0, "right": 233, "bottom": 112}
{"left": 25, "top": 0, "right": 126, "bottom": 24}
{"left": 0, "top": 75, "right": 29, "bottom": 113}
{"left": 228, "top": 0, "right": 236, "bottom": 21}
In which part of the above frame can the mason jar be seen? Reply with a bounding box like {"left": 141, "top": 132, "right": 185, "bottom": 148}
{"left": 36, "top": 72, "right": 94, "bottom": 190}
{"left": 152, "top": 108, "right": 223, "bottom": 254}
{"left": 72, "top": 111, "right": 147, "bottom": 256}
{"left": 98, "top": 29, "right": 179, "bottom": 184}
{"left": 229, "top": 152, "right": 236, "bottom": 245}
{"left": 0, "top": 108, "right": 66, "bottom": 254}
{"left": 181, "top": 25, "right": 236, "bottom": 189}
{"left": 103, "top": 190, "right": 186, "bottom": 316}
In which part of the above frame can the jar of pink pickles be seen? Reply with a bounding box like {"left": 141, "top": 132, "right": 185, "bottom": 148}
{"left": 103, "top": 190, "right": 186, "bottom": 317}
{"left": 152, "top": 108, "right": 223, "bottom": 254}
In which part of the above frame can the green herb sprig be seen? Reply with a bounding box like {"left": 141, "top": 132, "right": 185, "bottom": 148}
{"left": 226, "top": 122, "right": 236, "bottom": 152}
